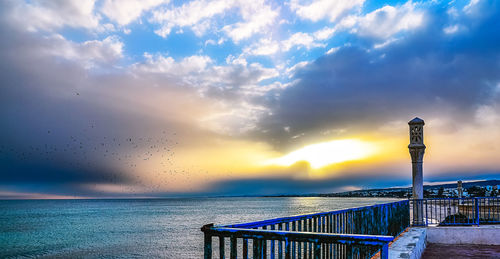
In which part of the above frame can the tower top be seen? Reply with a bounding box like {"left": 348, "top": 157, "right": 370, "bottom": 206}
{"left": 409, "top": 117, "right": 425, "bottom": 125}
{"left": 408, "top": 117, "right": 425, "bottom": 148}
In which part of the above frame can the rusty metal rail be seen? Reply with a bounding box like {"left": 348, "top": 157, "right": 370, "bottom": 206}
{"left": 201, "top": 200, "right": 409, "bottom": 259}
{"left": 410, "top": 197, "right": 500, "bottom": 226}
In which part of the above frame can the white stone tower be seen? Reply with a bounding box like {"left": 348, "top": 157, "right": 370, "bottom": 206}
{"left": 408, "top": 117, "right": 425, "bottom": 199}
{"left": 409, "top": 117, "right": 425, "bottom": 225}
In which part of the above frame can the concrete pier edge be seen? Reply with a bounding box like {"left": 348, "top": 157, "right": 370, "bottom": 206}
{"left": 388, "top": 225, "right": 500, "bottom": 258}
{"left": 388, "top": 227, "right": 427, "bottom": 259}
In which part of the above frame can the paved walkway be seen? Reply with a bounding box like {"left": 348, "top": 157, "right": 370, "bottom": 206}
{"left": 422, "top": 244, "right": 500, "bottom": 258}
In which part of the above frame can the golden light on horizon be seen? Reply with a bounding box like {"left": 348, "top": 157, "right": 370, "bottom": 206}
{"left": 263, "top": 139, "right": 378, "bottom": 169}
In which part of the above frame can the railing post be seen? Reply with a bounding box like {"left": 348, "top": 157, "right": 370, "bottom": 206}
{"left": 285, "top": 237, "right": 291, "bottom": 259}
{"left": 346, "top": 245, "right": 353, "bottom": 259}
{"left": 278, "top": 224, "right": 283, "bottom": 259}
{"left": 243, "top": 239, "right": 248, "bottom": 259}
{"left": 475, "top": 197, "right": 480, "bottom": 225}
{"left": 204, "top": 233, "right": 213, "bottom": 259}
{"left": 313, "top": 241, "right": 321, "bottom": 259}
{"left": 254, "top": 238, "right": 262, "bottom": 259}
{"left": 262, "top": 227, "right": 268, "bottom": 258}
{"left": 425, "top": 199, "right": 428, "bottom": 226}
{"left": 230, "top": 236, "right": 237, "bottom": 259}
{"left": 380, "top": 243, "right": 389, "bottom": 259}
{"left": 201, "top": 224, "right": 214, "bottom": 259}
{"left": 220, "top": 236, "right": 225, "bottom": 259}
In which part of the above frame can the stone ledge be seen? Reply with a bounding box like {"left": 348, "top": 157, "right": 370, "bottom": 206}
{"left": 388, "top": 227, "right": 427, "bottom": 259}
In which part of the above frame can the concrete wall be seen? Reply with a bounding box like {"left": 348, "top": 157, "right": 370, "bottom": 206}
{"left": 389, "top": 228, "right": 427, "bottom": 259}
{"left": 427, "top": 225, "right": 500, "bottom": 245}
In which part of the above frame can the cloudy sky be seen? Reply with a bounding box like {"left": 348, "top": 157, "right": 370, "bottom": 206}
{"left": 0, "top": 0, "right": 499, "bottom": 199}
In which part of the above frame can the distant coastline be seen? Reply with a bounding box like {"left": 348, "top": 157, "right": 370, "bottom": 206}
{"left": 262, "top": 179, "right": 500, "bottom": 198}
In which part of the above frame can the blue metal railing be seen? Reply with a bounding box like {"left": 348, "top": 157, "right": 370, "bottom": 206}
{"left": 410, "top": 197, "right": 500, "bottom": 226}
{"left": 201, "top": 200, "right": 410, "bottom": 259}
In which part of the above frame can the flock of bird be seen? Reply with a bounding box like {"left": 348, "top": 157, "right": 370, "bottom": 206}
{"left": 0, "top": 90, "right": 216, "bottom": 195}
{"left": 0, "top": 121, "right": 191, "bottom": 193}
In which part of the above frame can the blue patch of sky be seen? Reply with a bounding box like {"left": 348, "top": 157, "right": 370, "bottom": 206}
{"left": 362, "top": 0, "right": 411, "bottom": 13}
{"left": 170, "top": 0, "right": 190, "bottom": 7}
{"left": 287, "top": 50, "right": 314, "bottom": 65}
{"left": 164, "top": 30, "right": 207, "bottom": 57}
{"left": 121, "top": 27, "right": 166, "bottom": 62}
{"left": 122, "top": 25, "right": 205, "bottom": 63}
{"left": 201, "top": 40, "right": 243, "bottom": 64}
{"left": 447, "top": 0, "right": 471, "bottom": 10}
{"left": 287, "top": 19, "right": 327, "bottom": 36}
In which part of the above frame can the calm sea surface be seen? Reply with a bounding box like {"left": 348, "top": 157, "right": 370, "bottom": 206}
{"left": 0, "top": 197, "right": 400, "bottom": 258}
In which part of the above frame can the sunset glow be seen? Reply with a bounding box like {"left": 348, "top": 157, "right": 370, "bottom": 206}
{"left": 264, "top": 139, "right": 377, "bottom": 169}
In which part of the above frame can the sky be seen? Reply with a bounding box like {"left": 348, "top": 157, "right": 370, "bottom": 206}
{"left": 0, "top": 0, "right": 499, "bottom": 199}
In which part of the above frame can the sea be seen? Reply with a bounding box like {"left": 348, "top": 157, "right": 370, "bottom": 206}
{"left": 0, "top": 197, "right": 400, "bottom": 258}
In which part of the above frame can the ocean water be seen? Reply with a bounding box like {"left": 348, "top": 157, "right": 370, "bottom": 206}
{"left": 0, "top": 197, "right": 400, "bottom": 258}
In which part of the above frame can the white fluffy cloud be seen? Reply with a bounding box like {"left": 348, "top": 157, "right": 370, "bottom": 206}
{"left": 151, "top": 0, "right": 234, "bottom": 37}
{"left": 282, "top": 32, "right": 326, "bottom": 51}
{"left": 9, "top": 0, "right": 171, "bottom": 33}
{"left": 151, "top": 0, "right": 278, "bottom": 42}
{"left": 355, "top": 2, "right": 424, "bottom": 39}
{"left": 290, "top": 0, "right": 365, "bottom": 22}
{"left": 244, "top": 31, "right": 328, "bottom": 57}
{"left": 133, "top": 53, "right": 278, "bottom": 92}
{"left": 133, "top": 54, "right": 212, "bottom": 76}
{"left": 313, "top": 27, "right": 337, "bottom": 41}
{"left": 222, "top": 0, "right": 278, "bottom": 42}
{"left": 10, "top": 0, "right": 101, "bottom": 32}
{"left": 101, "top": 0, "right": 169, "bottom": 26}
{"left": 243, "top": 39, "right": 280, "bottom": 56}
{"left": 41, "top": 35, "right": 123, "bottom": 67}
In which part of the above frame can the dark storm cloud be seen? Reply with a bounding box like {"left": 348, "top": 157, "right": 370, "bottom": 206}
{"left": 0, "top": 154, "right": 127, "bottom": 184}
{"left": 257, "top": 1, "right": 500, "bottom": 148}
{"left": 0, "top": 30, "right": 128, "bottom": 188}
{"left": 0, "top": 4, "right": 183, "bottom": 196}
{"left": 0, "top": 60, "right": 179, "bottom": 196}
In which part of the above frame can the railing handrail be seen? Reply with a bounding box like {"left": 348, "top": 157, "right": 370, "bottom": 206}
{"left": 202, "top": 225, "right": 394, "bottom": 246}
{"left": 223, "top": 199, "right": 408, "bottom": 228}
{"left": 409, "top": 197, "right": 497, "bottom": 201}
